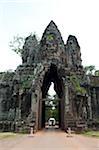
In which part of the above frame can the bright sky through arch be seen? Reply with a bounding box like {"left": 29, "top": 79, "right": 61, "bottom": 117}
{"left": 48, "top": 82, "right": 56, "bottom": 98}
{"left": 0, "top": 0, "right": 99, "bottom": 71}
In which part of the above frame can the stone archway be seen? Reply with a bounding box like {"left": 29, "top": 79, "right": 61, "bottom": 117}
{"left": 0, "top": 20, "right": 98, "bottom": 132}
{"left": 38, "top": 64, "right": 65, "bottom": 130}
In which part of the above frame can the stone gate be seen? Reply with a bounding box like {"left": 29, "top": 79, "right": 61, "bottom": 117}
{"left": 0, "top": 21, "right": 99, "bottom": 132}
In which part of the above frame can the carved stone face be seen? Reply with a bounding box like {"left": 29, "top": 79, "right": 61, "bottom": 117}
{"left": 67, "top": 35, "right": 80, "bottom": 51}
{"left": 68, "top": 39, "right": 77, "bottom": 50}
{"left": 39, "top": 21, "right": 66, "bottom": 65}
{"left": 45, "top": 33, "right": 58, "bottom": 52}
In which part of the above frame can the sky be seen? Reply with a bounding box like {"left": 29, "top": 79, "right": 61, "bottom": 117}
{"left": 48, "top": 82, "right": 56, "bottom": 97}
{"left": 0, "top": 0, "right": 99, "bottom": 72}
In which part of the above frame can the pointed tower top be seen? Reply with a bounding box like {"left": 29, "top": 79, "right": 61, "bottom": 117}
{"left": 48, "top": 20, "right": 57, "bottom": 26}
{"left": 38, "top": 21, "right": 66, "bottom": 63}
{"left": 41, "top": 20, "right": 64, "bottom": 46}
{"left": 45, "top": 20, "right": 59, "bottom": 31}
{"left": 67, "top": 35, "right": 80, "bottom": 48}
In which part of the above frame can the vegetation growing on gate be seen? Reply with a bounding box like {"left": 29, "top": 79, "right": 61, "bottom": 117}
{"left": 20, "top": 75, "right": 35, "bottom": 89}
{"left": 9, "top": 35, "right": 25, "bottom": 56}
{"left": 9, "top": 33, "right": 39, "bottom": 57}
{"left": 70, "top": 75, "right": 86, "bottom": 95}
{"left": 0, "top": 71, "right": 15, "bottom": 82}
{"left": 84, "top": 65, "right": 99, "bottom": 76}
{"left": 47, "top": 34, "right": 54, "bottom": 41}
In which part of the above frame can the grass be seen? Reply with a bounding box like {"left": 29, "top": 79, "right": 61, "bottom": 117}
{"left": 83, "top": 131, "right": 99, "bottom": 138}
{"left": 0, "top": 132, "right": 22, "bottom": 139}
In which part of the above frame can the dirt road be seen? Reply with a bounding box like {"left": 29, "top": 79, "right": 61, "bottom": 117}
{"left": 0, "top": 129, "right": 99, "bottom": 150}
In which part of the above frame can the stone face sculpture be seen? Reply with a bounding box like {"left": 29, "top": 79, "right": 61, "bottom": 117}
{"left": 66, "top": 35, "right": 82, "bottom": 68}
{"left": 0, "top": 21, "right": 99, "bottom": 131}
{"left": 39, "top": 21, "right": 67, "bottom": 66}
{"left": 22, "top": 35, "right": 39, "bottom": 64}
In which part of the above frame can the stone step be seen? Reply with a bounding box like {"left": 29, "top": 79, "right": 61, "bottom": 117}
{"left": 65, "top": 118, "right": 87, "bottom": 129}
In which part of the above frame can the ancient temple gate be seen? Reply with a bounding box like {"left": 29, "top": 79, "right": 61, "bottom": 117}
{"left": 0, "top": 21, "right": 99, "bottom": 132}
{"left": 31, "top": 64, "right": 64, "bottom": 129}
{"left": 26, "top": 21, "right": 83, "bottom": 130}
{"left": 17, "top": 21, "right": 89, "bottom": 130}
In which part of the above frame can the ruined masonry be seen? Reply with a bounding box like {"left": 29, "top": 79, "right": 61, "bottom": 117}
{"left": 0, "top": 21, "right": 99, "bottom": 132}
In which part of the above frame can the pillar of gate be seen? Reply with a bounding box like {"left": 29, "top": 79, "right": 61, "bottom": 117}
{"left": 31, "top": 91, "right": 38, "bottom": 131}
{"left": 64, "top": 81, "right": 70, "bottom": 129}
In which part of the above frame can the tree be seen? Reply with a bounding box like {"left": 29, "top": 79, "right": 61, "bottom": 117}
{"left": 95, "top": 70, "right": 99, "bottom": 76}
{"left": 84, "top": 65, "right": 96, "bottom": 75}
{"left": 45, "top": 94, "right": 59, "bottom": 122}
{"left": 9, "top": 35, "right": 25, "bottom": 56}
{"left": 9, "top": 33, "right": 39, "bottom": 57}
{"left": 70, "top": 75, "right": 86, "bottom": 95}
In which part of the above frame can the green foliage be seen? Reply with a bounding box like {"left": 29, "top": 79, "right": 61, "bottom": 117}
{"left": 9, "top": 35, "right": 25, "bottom": 56}
{"left": 9, "top": 33, "right": 39, "bottom": 56}
{"left": 0, "top": 71, "right": 15, "bottom": 82}
{"left": 83, "top": 131, "right": 99, "bottom": 137}
{"left": 45, "top": 107, "right": 59, "bottom": 122}
{"left": 84, "top": 65, "right": 96, "bottom": 75}
{"left": 45, "top": 94, "right": 59, "bottom": 122}
{"left": 52, "top": 108, "right": 59, "bottom": 121}
{"left": 47, "top": 34, "right": 54, "bottom": 41}
{"left": 84, "top": 65, "right": 99, "bottom": 76}
{"left": 70, "top": 75, "right": 86, "bottom": 95}
{"left": 95, "top": 70, "right": 99, "bottom": 76}
{"left": 20, "top": 75, "right": 34, "bottom": 89}
{"left": 0, "top": 133, "right": 18, "bottom": 139}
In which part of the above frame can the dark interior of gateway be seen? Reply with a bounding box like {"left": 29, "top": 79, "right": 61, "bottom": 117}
{"left": 41, "top": 64, "right": 65, "bottom": 128}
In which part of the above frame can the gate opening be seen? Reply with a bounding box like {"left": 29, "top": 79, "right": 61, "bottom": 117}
{"left": 45, "top": 82, "right": 60, "bottom": 128}
{"left": 40, "top": 64, "right": 65, "bottom": 129}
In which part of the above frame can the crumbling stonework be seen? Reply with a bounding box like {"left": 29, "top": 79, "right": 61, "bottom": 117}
{"left": 0, "top": 21, "right": 99, "bottom": 132}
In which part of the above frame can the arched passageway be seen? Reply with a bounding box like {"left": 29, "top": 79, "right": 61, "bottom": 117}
{"left": 38, "top": 64, "right": 65, "bottom": 129}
